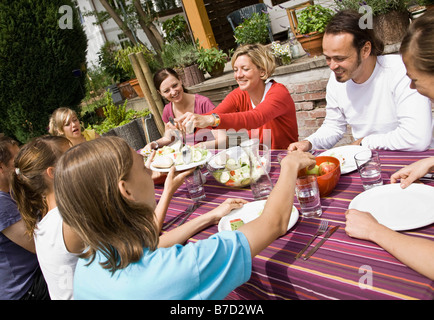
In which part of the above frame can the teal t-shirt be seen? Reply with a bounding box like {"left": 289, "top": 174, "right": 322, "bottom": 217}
{"left": 73, "top": 230, "right": 251, "bottom": 300}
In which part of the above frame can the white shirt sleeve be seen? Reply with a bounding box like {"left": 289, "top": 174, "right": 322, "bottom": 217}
{"left": 306, "top": 78, "right": 348, "bottom": 150}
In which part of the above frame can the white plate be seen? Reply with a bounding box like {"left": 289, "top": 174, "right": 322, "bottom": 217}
{"left": 349, "top": 184, "right": 434, "bottom": 231}
{"left": 150, "top": 150, "right": 212, "bottom": 172}
{"left": 218, "top": 200, "right": 299, "bottom": 232}
{"left": 318, "top": 145, "right": 371, "bottom": 174}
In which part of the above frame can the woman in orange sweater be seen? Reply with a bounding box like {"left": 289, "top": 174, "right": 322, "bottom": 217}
{"left": 175, "top": 44, "right": 298, "bottom": 149}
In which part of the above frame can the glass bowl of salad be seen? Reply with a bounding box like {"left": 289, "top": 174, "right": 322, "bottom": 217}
{"left": 206, "top": 146, "right": 270, "bottom": 187}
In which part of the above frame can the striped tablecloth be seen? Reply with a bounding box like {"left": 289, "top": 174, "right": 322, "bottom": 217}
{"left": 155, "top": 149, "right": 434, "bottom": 300}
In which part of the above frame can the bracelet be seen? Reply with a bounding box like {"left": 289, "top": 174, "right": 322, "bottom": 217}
{"left": 151, "top": 141, "right": 159, "bottom": 150}
{"left": 211, "top": 113, "right": 220, "bottom": 128}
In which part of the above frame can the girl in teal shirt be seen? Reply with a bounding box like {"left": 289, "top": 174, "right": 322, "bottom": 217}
{"left": 54, "top": 136, "right": 315, "bottom": 299}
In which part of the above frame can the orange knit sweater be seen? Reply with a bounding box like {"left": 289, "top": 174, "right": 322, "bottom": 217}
{"left": 209, "top": 81, "right": 298, "bottom": 149}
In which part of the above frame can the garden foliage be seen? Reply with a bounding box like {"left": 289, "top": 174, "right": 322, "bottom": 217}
{"left": 0, "top": 0, "right": 87, "bottom": 143}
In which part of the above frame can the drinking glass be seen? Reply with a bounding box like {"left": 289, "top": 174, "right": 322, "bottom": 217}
{"left": 295, "top": 175, "right": 322, "bottom": 218}
{"left": 185, "top": 168, "right": 206, "bottom": 201}
{"left": 240, "top": 139, "right": 273, "bottom": 200}
{"left": 354, "top": 150, "right": 383, "bottom": 190}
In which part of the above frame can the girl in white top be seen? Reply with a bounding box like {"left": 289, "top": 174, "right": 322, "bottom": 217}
{"left": 11, "top": 136, "right": 83, "bottom": 299}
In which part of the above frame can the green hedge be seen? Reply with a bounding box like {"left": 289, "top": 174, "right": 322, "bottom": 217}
{"left": 0, "top": 0, "right": 87, "bottom": 143}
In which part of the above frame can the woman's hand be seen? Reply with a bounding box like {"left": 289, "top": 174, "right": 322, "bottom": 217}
{"left": 175, "top": 112, "right": 214, "bottom": 130}
{"left": 345, "top": 209, "right": 380, "bottom": 241}
{"left": 143, "top": 142, "right": 158, "bottom": 151}
{"left": 391, "top": 157, "right": 434, "bottom": 188}
{"left": 206, "top": 198, "right": 249, "bottom": 224}
{"left": 280, "top": 150, "right": 316, "bottom": 172}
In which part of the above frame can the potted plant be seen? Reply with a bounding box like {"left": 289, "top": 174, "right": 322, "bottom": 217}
{"left": 270, "top": 42, "right": 291, "bottom": 66}
{"left": 114, "top": 43, "right": 158, "bottom": 98}
{"left": 161, "top": 40, "right": 204, "bottom": 87}
{"left": 291, "top": 4, "right": 335, "bottom": 56}
{"left": 197, "top": 46, "right": 229, "bottom": 77}
{"left": 98, "top": 41, "right": 130, "bottom": 84}
{"left": 334, "top": 0, "right": 425, "bottom": 45}
{"left": 234, "top": 12, "right": 270, "bottom": 45}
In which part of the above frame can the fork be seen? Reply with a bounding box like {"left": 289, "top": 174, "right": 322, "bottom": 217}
{"left": 162, "top": 202, "right": 199, "bottom": 230}
{"left": 168, "top": 117, "right": 183, "bottom": 143}
{"left": 295, "top": 220, "right": 329, "bottom": 259}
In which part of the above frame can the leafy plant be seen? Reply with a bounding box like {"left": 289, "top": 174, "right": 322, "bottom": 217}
{"left": 162, "top": 15, "right": 191, "bottom": 44}
{"left": 114, "top": 43, "right": 160, "bottom": 78}
{"left": 98, "top": 41, "right": 130, "bottom": 83}
{"left": 161, "top": 41, "right": 198, "bottom": 68}
{"left": 85, "top": 65, "right": 113, "bottom": 100}
{"left": 197, "top": 46, "right": 229, "bottom": 74}
{"left": 0, "top": 0, "right": 87, "bottom": 143}
{"left": 334, "top": 0, "right": 423, "bottom": 16}
{"left": 234, "top": 12, "right": 270, "bottom": 45}
{"left": 92, "top": 90, "right": 150, "bottom": 134}
{"left": 297, "top": 5, "right": 335, "bottom": 35}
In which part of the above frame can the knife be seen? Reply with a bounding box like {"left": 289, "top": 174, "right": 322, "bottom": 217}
{"left": 303, "top": 225, "right": 339, "bottom": 260}
{"left": 162, "top": 202, "right": 199, "bottom": 230}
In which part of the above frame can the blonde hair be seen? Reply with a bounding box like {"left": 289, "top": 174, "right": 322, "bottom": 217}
{"left": 54, "top": 136, "right": 158, "bottom": 273}
{"left": 48, "top": 107, "right": 78, "bottom": 136}
{"left": 231, "top": 43, "right": 276, "bottom": 80}
{"left": 11, "top": 135, "right": 72, "bottom": 237}
{"left": 400, "top": 9, "right": 434, "bottom": 74}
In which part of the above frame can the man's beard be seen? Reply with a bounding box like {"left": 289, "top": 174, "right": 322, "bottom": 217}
{"left": 335, "top": 53, "right": 362, "bottom": 83}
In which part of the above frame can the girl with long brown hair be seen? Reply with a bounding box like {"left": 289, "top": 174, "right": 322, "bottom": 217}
{"left": 55, "top": 136, "right": 314, "bottom": 299}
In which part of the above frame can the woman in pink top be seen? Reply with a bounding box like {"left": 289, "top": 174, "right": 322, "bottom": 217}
{"left": 175, "top": 44, "right": 298, "bottom": 149}
{"left": 144, "top": 68, "right": 226, "bottom": 150}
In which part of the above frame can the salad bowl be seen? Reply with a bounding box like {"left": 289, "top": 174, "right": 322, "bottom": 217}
{"left": 207, "top": 146, "right": 270, "bottom": 188}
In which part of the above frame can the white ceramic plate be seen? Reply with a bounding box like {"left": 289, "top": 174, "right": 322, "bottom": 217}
{"left": 349, "top": 183, "right": 434, "bottom": 231}
{"left": 218, "top": 200, "right": 299, "bottom": 232}
{"left": 150, "top": 150, "right": 212, "bottom": 172}
{"left": 318, "top": 145, "right": 371, "bottom": 174}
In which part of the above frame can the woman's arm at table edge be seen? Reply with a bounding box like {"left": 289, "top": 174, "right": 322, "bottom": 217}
{"left": 346, "top": 209, "right": 434, "bottom": 280}
{"left": 238, "top": 151, "right": 316, "bottom": 258}
{"left": 370, "top": 223, "right": 434, "bottom": 280}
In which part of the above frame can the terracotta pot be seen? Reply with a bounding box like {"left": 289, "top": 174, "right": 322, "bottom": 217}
{"left": 117, "top": 80, "right": 138, "bottom": 100}
{"left": 129, "top": 78, "right": 144, "bottom": 98}
{"left": 296, "top": 32, "right": 324, "bottom": 57}
{"left": 373, "top": 10, "right": 410, "bottom": 45}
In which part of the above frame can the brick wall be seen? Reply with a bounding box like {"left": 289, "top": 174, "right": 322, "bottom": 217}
{"left": 285, "top": 79, "right": 353, "bottom": 147}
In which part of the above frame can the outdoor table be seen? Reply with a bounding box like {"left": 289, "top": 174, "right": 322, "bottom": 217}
{"left": 154, "top": 148, "right": 434, "bottom": 300}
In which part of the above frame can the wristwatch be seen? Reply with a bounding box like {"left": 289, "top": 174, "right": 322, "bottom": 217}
{"left": 151, "top": 141, "right": 159, "bottom": 150}
{"left": 211, "top": 113, "right": 220, "bottom": 128}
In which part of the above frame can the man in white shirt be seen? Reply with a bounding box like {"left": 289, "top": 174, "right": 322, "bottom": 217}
{"left": 288, "top": 10, "right": 432, "bottom": 152}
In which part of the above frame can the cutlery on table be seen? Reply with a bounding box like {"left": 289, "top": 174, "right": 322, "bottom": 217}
{"left": 162, "top": 202, "right": 199, "bottom": 230}
{"left": 177, "top": 202, "right": 200, "bottom": 226}
{"left": 303, "top": 225, "right": 339, "bottom": 260}
{"left": 295, "top": 220, "right": 328, "bottom": 259}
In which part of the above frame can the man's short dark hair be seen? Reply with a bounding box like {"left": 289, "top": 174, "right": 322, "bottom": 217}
{"left": 325, "top": 9, "right": 384, "bottom": 56}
